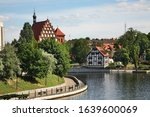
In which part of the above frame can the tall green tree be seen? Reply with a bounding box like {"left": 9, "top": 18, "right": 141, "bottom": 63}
{"left": 71, "top": 38, "right": 90, "bottom": 64}
{"left": 147, "top": 32, "right": 150, "bottom": 41}
{"left": 146, "top": 49, "right": 150, "bottom": 61}
{"left": 39, "top": 38, "right": 70, "bottom": 77}
{"left": 41, "top": 50, "right": 57, "bottom": 75}
{"left": 0, "top": 43, "right": 21, "bottom": 79}
{"left": 19, "top": 22, "right": 35, "bottom": 43}
{"left": 15, "top": 22, "right": 48, "bottom": 78}
{"left": 113, "top": 48, "right": 130, "bottom": 68}
{"left": 130, "top": 45, "right": 140, "bottom": 69}
{"left": 116, "top": 28, "right": 149, "bottom": 69}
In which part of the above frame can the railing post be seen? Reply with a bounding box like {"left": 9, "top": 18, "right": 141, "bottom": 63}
{"left": 46, "top": 89, "right": 48, "bottom": 96}
{"left": 51, "top": 89, "right": 53, "bottom": 95}
{"left": 35, "top": 90, "right": 36, "bottom": 98}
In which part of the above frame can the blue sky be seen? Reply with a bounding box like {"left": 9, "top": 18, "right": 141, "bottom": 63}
{"left": 0, "top": 0, "right": 150, "bottom": 42}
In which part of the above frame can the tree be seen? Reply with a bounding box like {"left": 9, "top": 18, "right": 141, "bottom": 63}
{"left": 146, "top": 49, "right": 150, "bottom": 61}
{"left": 30, "top": 49, "right": 57, "bottom": 78}
{"left": 19, "top": 22, "right": 34, "bottom": 43}
{"left": 113, "top": 48, "right": 129, "bottom": 68}
{"left": 116, "top": 28, "right": 150, "bottom": 69}
{"left": 71, "top": 38, "right": 90, "bottom": 64}
{"left": 39, "top": 38, "right": 70, "bottom": 77}
{"left": 0, "top": 43, "right": 21, "bottom": 79}
{"left": 17, "top": 41, "right": 57, "bottom": 78}
{"left": 147, "top": 32, "right": 150, "bottom": 41}
{"left": 130, "top": 45, "right": 140, "bottom": 70}
{"left": 41, "top": 50, "right": 57, "bottom": 85}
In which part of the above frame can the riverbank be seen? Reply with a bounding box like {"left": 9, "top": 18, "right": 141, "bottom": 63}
{"left": 69, "top": 67, "right": 150, "bottom": 73}
{"left": 0, "top": 76, "right": 87, "bottom": 100}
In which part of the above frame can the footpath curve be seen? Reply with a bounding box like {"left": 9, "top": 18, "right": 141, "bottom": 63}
{"left": 12, "top": 76, "right": 87, "bottom": 100}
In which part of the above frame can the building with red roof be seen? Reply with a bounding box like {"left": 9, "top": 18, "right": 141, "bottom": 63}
{"left": 55, "top": 27, "right": 65, "bottom": 43}
{"left": 32, "top": 11, "right": 65, "bottom": 43}
{"left": 86, "top": 46, "right": 109, "bottom": 68}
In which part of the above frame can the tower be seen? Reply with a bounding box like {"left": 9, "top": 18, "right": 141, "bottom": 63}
{"left": 0, "top": 22, "right": 4, "bottom": 51}
{"left": 33, "top": 10, "right": 37, "bottom": 24}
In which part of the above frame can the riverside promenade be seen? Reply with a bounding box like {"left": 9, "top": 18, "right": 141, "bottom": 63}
{"left": 69, "top": 67, "right": 150, "bottom": 73}
{"left": 9, "top": 76, "right": 87, "bottom": 100}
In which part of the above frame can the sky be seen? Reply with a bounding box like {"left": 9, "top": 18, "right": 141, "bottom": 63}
{"left": 0, "top": 0, "right": 150, "bottom": 42}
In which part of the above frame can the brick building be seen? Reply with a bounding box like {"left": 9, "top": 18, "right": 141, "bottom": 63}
{"left": 32, "top": 12, "right": 65, "bottom": 43}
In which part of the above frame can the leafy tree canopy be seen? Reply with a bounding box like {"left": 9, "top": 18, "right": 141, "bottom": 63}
{"left": 115, "top": 28, "right": 150, "bottom": 69}
{"left": 0, "top": 43, "right": 21, "bottom": 79}
{"left": 39, "top": 38, "right": 70, "bottom": 77}
{"left": 113, "top": 48, "right": 130, "bottom": 67}
{"left": 71, "top": 38, "right": 91, "bottom": 64}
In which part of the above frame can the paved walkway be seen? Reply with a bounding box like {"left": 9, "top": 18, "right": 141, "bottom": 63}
{"left": 16, "top": 77, "right": 77, "bottom": 95}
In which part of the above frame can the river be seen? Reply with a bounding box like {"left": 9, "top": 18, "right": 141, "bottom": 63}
{"left": 64, "top": 72, "right": 150, "bottom": 100}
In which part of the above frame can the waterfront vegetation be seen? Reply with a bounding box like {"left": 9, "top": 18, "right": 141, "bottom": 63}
{"left": 0, "top": 74, "right": 64, "bottom": 94}
{"left": 0, "top": 22, "right": 69, "bottom": 95}
{"left": 66, "top": 28, "right": 150, "bottom": 70}
{"left": 0, "top": 21, "right": 150, "bottom": 96}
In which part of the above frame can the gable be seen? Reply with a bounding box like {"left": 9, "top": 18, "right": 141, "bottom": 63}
{"left": 32, "top": 19, "right": 56, "bottom": 41}
{"left": 87, "top": 47, "right": 108, "bottom": 57}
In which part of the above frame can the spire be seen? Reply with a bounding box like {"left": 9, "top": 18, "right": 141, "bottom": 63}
{"left": 33, "top": 10, "right": 37, "bottom": 24}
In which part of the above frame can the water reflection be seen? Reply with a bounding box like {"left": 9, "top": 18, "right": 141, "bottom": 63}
{"left": 65, "top": 72, "right": 150, "bottom": 100}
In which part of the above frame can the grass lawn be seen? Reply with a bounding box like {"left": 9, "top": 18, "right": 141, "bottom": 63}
{"left": 0, "top": 74, "right": 64, "bottom": 95}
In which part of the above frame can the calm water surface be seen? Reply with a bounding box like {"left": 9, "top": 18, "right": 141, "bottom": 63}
{"left": 65, "top": 72, "right": 150, "bottom": 100}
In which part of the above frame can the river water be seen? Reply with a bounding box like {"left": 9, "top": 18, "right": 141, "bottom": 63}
{"left": 65, "top": 72, "right": 150, "bottom": 100}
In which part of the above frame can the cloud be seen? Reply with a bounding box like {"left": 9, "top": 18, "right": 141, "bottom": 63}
{"left": 4, "top": 25, "right": 21, "bottom": 42}
{"left": 116, "top": 0, "right": 150, "bottom": 12}
{"left": 0, "top": 15, "right": 10, "bottom": 21}
{"left": 0, "top": 0, "right": 49, "bottom": 5}
{"left": 3, "top": 0, "right": 150, "bottom": 42}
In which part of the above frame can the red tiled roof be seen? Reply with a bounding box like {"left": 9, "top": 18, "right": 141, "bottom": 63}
{"left": 103, "top": 43, "right": 114, "bottom": 50}
{"left": 55, "top": 27, "right": 65, "bottom": 36}
{"left": 96, "top": 46, "right": 109, "bottom": 57}
{"left": 32, "top": 20, "right": 47, "bottom": 41}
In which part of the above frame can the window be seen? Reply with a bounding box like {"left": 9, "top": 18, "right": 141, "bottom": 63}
{"left": 98, "top": 61, "right": 102, "bottom": 65}
{"left": 91, "top": 52, "right": 94, "bottom": 55}
{"left": 89, "top": 61, "right": 92, "bottom": 65}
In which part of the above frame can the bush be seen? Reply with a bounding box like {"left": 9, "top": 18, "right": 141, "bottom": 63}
{"left": 107, "top": 63, "right": 116, "bottom": 69}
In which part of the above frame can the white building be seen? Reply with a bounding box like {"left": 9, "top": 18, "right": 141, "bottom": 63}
{"left": 0, "top": 22, "right": 4, "bottom": 51}
{"left": 86, "top": 46, "right": 109, "bottom": 68}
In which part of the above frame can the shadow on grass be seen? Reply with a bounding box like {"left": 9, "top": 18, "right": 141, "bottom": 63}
{"left": 21, "top": 76, "right": 39, "bottom": 84}
{"left": 0, "top": 77, "right": 8, "bottom": 83}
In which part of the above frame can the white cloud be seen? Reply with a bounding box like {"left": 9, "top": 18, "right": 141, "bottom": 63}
{"left": 4, "top": 25, "right": 21, "bottom": 42}
{"left": 116, "top": 0, "right": 150, "bottom": 12}
{"left": 3, "top": 0, "right": 150, "bottom": 42}
{"left": 0, "top": 0, "right": 49, "bottom": 5}
{"left": 0, "top": 15, "right": 10, "bottom": 21}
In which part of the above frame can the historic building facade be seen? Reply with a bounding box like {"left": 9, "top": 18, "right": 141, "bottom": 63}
{"left": 32, "top": 12, "right": 65, "bottom": 43}
{"left": 55, "top": 27, "right": 65, "bottom": 43}
{"left": 86, "top": 46, "right": 109, "bottom": 68}
{"left": 0, "top": 22, "right": 4, "bottom": 51}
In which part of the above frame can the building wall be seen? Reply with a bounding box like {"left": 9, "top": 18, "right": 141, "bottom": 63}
{"left": 39, "top": 21, "right": 56, "bottom": 41}
{"left": 0, "top": 22, "right": 4, "bottom": 51}
{"left": 86, "top": 48, "right": 109, "bottom": 68}
{"left": 56, "top": 35, "right": 65, "bottom": 43}
{"left": 87, "top": 49, "right": 104, "bottom": 67}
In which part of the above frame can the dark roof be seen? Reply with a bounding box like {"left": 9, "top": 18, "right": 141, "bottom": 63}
{"left": 87, "top": 46, "right": 109, "bottom": 57}
{"left": 55, "top": 27, "right": 65, "bottom": 36}
{"left": 96, "top": 46, "right": 109, "bottom": 57}
{"left": 32, "top": 20, "right": 47, "bottom": 41}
